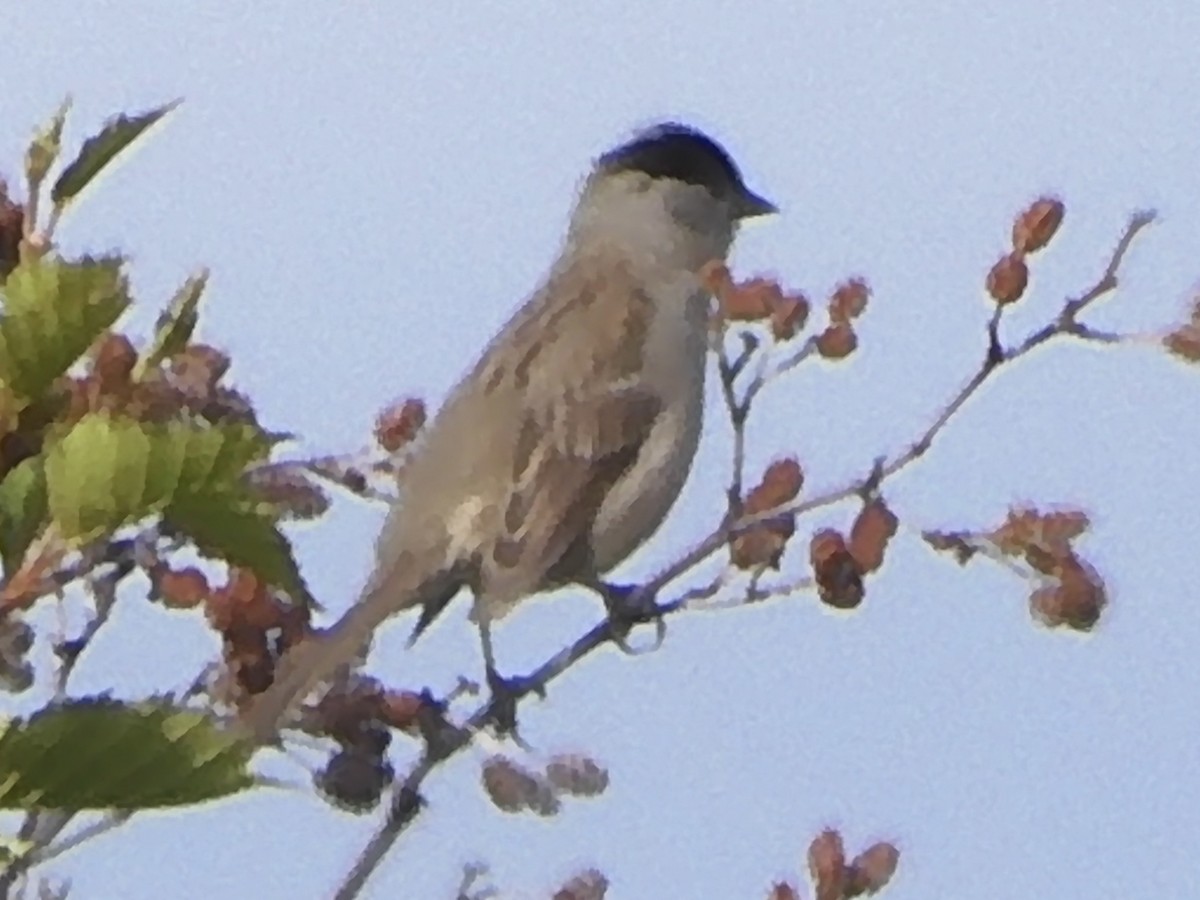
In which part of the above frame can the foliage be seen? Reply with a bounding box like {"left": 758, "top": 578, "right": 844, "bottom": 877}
{"left": 0, "top": 101, "right": 314, "bottom": 895}
{"left": 0, "top": 99, "right": 1195, "bottom": 900}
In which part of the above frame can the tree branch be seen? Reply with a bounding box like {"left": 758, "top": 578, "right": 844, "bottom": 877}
{"left": 324, "top": 211, "right": 1155, "bottom": 898}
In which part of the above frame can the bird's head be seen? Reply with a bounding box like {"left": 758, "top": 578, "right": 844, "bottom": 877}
{"left": 570, "top": 123, "right": 777, "bottom": 269}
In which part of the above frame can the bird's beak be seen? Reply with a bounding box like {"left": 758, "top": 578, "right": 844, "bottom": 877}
{"left": 737, "top": 188, "right": 778, "bottom": 219}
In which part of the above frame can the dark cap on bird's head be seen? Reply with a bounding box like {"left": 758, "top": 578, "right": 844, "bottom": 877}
{"left": 597, "top": 123, "right": 777, "bottom": 219}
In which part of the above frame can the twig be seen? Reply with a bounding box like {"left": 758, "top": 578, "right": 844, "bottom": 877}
{"left": 710, "top": 210, "right": 1158, "bottom": 543}
{"left": 0, "top": 813, "right": 131, "bottom": 897}
{"left": 302, "top": 454, "right": 397, "bottom": 504}
{"left": 324, "top": 211, "right": 1154, "bottom": 898}
{"left": 744, "top": 334, "right": 818, "bottom": 411}
{"left": 716, "top": 328, "right": 753, "bottom": 507}
{"left": 51, "top": 529, "right": 158, "bottom": 696}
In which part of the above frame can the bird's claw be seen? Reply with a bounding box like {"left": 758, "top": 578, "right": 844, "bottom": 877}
{"left": 598, "top": 583, "right": 666, "bottom": 655}
{"left": 485, "top": 668, "right": 544, "bottom": 740}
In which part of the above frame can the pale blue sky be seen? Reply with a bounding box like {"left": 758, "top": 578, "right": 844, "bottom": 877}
{"left": 3, "top": 2, "right": 1200, "bottom": 898}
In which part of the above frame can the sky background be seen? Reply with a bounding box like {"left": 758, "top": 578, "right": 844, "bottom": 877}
{"left": 3, "top": 2, "right": 1200, "bottom": 898}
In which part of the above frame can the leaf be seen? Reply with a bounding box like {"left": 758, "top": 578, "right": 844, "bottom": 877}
{"left": 166, "top": 490, "right": 313, "bottom": 606}
{"left": 42, "top": 416, "right": 273, "bottom": 544}
{"left": 140, "top": 420, "right": 191, "bottom": 514}
{"left": 0, "top": 698, "right": 255, "bottom": 810}
{"left": 171, "top": 421, "right": 272, "bottom": 493}
{"left": 208, "top": 423, "right": 275, "bottom": 482}
{"left": 40, "top": 412, "right": 307, "bottom": 601}
{"left": 51, "top": 99, "right": 181, "bottom": 208}
{"left": 133, "top": 268, "right": 208, "bottom": 379}
{"left": 0, "top": 458, "right": 48, "bottom": 573}
{"left": 0, "top": 384, "right": 24, "bottom": 443}
{"left": 0, "top": 256, "right": 131, "bottom": 401}
{"left": 161, "top": 422, "right": 306, "bottom": 600}
{"left": 24, "top": 97, "right": 72, "bottom": 195}
{"left": 45, "top": 414, "right": 151, "bottom": 541}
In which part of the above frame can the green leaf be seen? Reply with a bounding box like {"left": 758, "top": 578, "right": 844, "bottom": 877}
{"left": 133, "top": 268, "right": 208, "bottom": 379}
{"left": 40, "top": 409, "right": 306, "bottom": 599}
{"left": 43, "top": 416, "right": 273, "bottom": 543}
{"left": 170, "top": 421, "right": 272, "bottom": 492}
{"left": 41, "top": 413, "right": 308, "bottom": 601}
{"left": 207, "top": 422, "right": 274, "bottom": 483}
{"left": 51, "top": 100, "right": 181, "bottom": 209}
{"left": 24, "top": 98, "right": 71, "bottom": 196}
{"left": 0, "top": 458, "right": 48, "bottom": 573}
{"left": 0, "top": 256, "right": 130, "bottom": 401}
{"left": 166, "top": 489, "right": 312, "bottom": 606}
{"left": 140, "top": 420, "right": 191, "bottom": 514}
{"left": 45, "top": 414, "right": 152, "bottom": 541}
{"left": 0, "top": 698, "right": 255, "bottom": 810}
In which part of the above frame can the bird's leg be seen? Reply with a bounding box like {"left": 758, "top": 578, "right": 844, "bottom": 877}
{"left": 592, "top": 581, "right": 666, "bottom": 655}
{"left": 477, "top": 617, "right": 542, "bottom": 738}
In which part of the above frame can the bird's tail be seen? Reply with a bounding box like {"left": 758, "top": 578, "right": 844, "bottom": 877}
{"left": 241, "top": 557, "right": 465, "bottom": 744}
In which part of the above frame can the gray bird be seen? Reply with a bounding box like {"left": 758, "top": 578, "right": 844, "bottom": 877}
{"left": 246, "top": 123, "right": 776, "bottom": 741}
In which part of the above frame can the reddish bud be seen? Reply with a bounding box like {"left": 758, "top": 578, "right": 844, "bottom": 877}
{"left": 482, "top": 756, "right": 560, "bottom": 816}
{"left": 731, "top": 459, "right": 804, "bottom": 570}
{"left": 310, "top": 679, "right": 388, "bottom": 744}
{"left": 990, "top": 506, "right": 1089, "bottom": 557}
{"left": 731, "top": 528, "right": 793, "bottom": 570}
{"left": 849, "top": 499, "right": 899, "bottom": 574}
{"left": 156, "top": 566, "right": 210, "bottom": 609}
{"left": 987, "top": 253, "right": 1029, "bottom": 305}
{"left": 768, "top": 883, "right": 801, "bottom": 900}
{"left": 771, "top": 292, "right": 811, "bottom": 340}
{"left": 1164, "top": 324, "right": 1200, "bottom": 362}
{"left": 722, "top": 277, "right": 783, "bottom": 322}
{"left": 1012, "top": 197, "right": 1065, "bottom": 254}
{"left": 380, "top": 689, "right": 426, "bottom": 734}
{"left": 846, "top": 842, "right": 900, "bottom": 896}
{"left": 816, "top": 323, "right": 857, "bottom": 360}
{"left": 91, "top": 333, "right": 137, "bottom": 394}
{"left": 375, "top": 397, "right": 426, "bottom": 452}
{"left": 205, "top": 568, "right": 288, "bottom": 633}
{"left": 810, "top": 530, "right": 864, "bottom": 609}
{"left": 1038, "top": 509, "right": 1091, "bottom": 545}
{"left": 746, "top": 458, "right": 805, "bottom": 513}
{"left": 1029, "top": 555, "right": 1106, "bottom": 631}
{"left": 808, "top": 829, "right": 847, "bottom": 900}
{"left": 829, "top": 278, "right": 870, "bottom": 323}
{"left": 545, "top": 753, "right": 610, "bottom": 797}
{"left": 553, "top": 869, "right": 609, "bottom": 900}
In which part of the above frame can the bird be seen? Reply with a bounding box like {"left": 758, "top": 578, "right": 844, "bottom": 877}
{"left": 245, "top": 122, "right": 776, "bottom": 742}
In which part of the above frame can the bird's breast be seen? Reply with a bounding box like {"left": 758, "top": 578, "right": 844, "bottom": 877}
{"left": 587, "top": 282, "right": 710, "bottom": 571}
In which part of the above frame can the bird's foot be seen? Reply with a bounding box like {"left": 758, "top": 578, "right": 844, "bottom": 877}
{"left": 595, "top": 582, "right": 666, "bottom": 655}
{"left": 486, "top": 667, "right": 545, "bottom": 741}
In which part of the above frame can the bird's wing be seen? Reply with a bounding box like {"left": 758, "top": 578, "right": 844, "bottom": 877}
{"left": 437, "top": 255, "right": 666, "bottom": 626}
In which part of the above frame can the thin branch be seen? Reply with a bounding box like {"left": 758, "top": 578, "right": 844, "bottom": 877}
{"left": 707, "top": 209, "right": 1158, "bottom": 543}
{"left": 744, "top": 334, "right": 818, "bottom": 411}
{"left": 51, "top": 529, "right": 158, "bottom": 696}
{"left": 715, "top": 334, "right": 749, "bottom": 507}
{"left": 0, "top": 813, "right": 131, "bottom": 897}
{"left": 322, "top": 211, "right": 1155, "bottom": 898}
{"left": 302, "top": 454, "right": 397, "bottom": 504}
